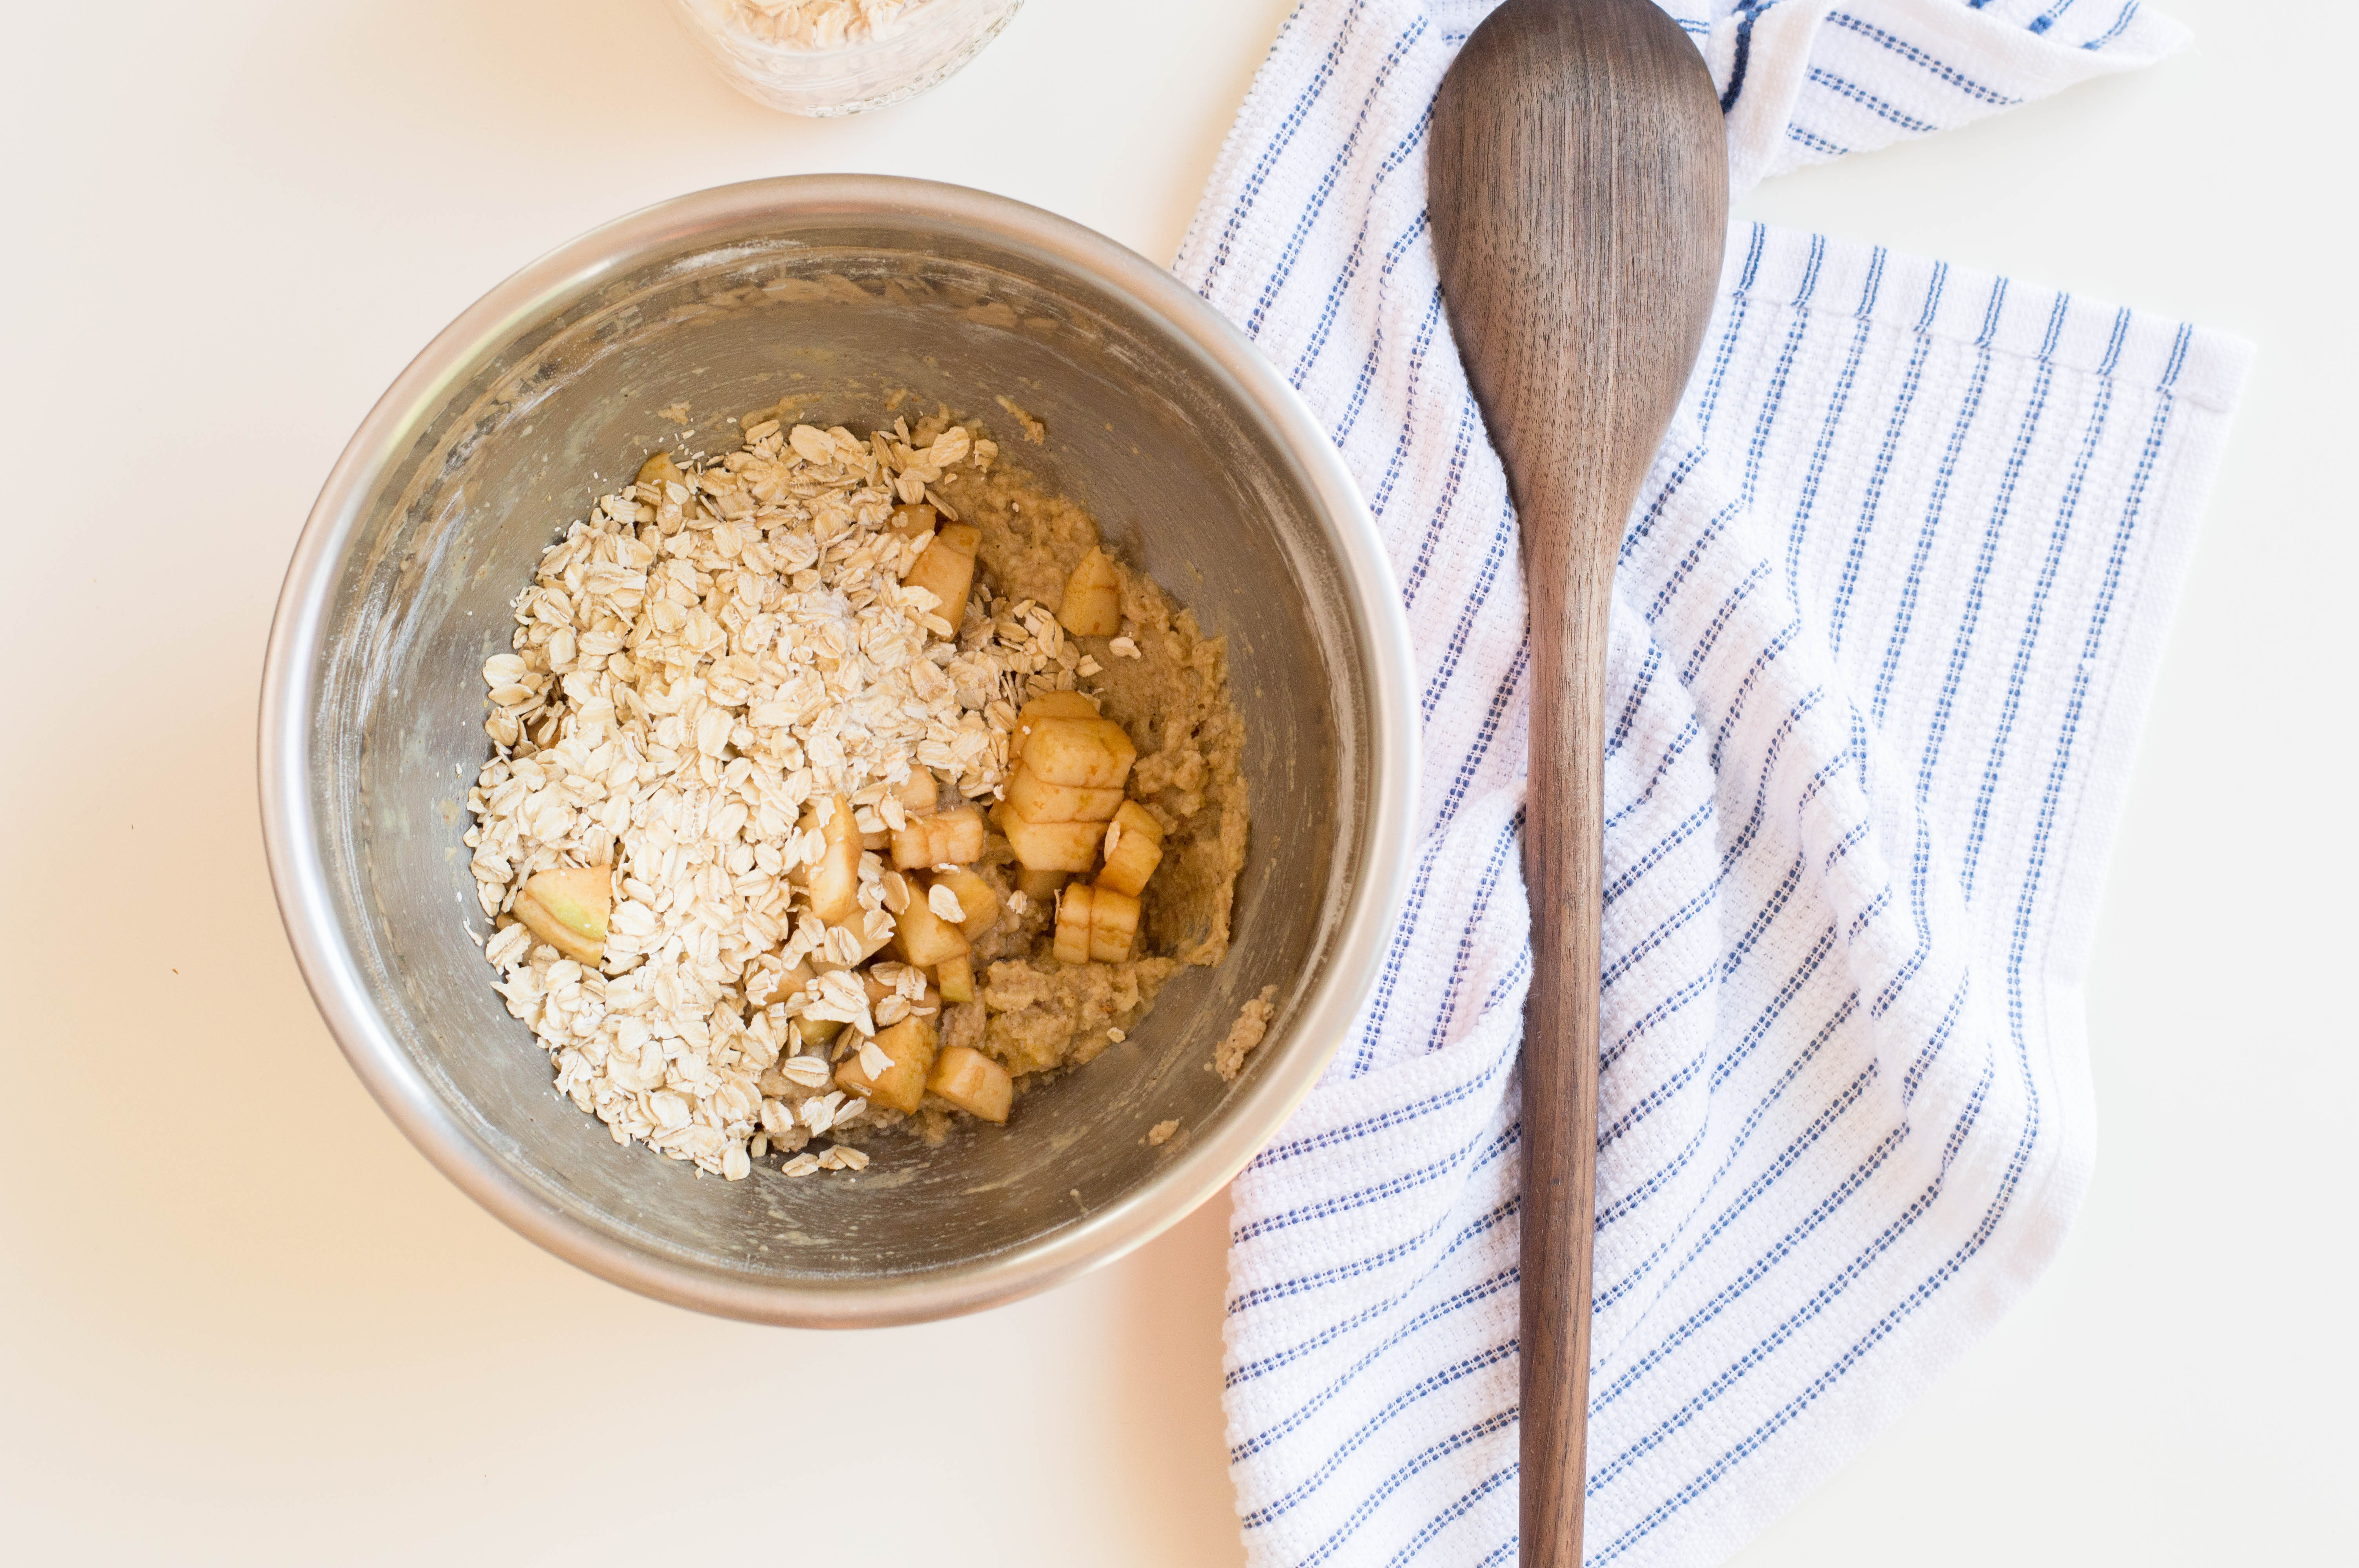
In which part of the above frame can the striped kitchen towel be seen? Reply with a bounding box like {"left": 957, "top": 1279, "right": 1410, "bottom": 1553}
{"left": 1172, "top": 3, "right": 2250, "bottom": 1565}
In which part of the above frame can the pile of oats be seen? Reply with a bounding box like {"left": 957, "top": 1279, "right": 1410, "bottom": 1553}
{"left": 710, "top": 0, "right": 930, "bottom": 49}
{"left": 465, "top": 409, "right": 1077, "bottom": 1181}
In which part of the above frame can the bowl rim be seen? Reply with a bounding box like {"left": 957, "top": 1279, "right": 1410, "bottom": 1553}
{"left": 257, "top": 174, "right": 1419, "bottom": 1327}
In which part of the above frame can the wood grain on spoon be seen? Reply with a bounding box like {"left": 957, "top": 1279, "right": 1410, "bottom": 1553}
{"left": 1427, "top": 1, "right": 1727, "bottom": 1561}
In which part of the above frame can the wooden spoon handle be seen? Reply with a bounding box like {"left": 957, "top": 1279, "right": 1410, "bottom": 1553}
{"left": 1519, "top": 509, "right": 1616, "bottom": 1563}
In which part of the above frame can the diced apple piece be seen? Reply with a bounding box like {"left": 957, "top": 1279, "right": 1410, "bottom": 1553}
{"left": 931, "top": 867, "right": 1000, "bottom": 940}
{"left": 889, "top": 502, "right": 936, "bottom": 541}
{"left": 936, "top": 952, "right": 976, "bottom": 1005}
{"left": 768, "top": 960, "right": 845, "bottom": 1049}
{"left": 1018, "top": 688, "right": 1098, "bottom": 734}
{"left": 1057, "top": 546, "right": 1121, "bottom": 637}
{"left": 816, "top": 916, "right": 892, "bottom": 968}
{"left": 861, "top": 967, "right": 945, "bottom": 1014}
{"left": 1022, "top": 717, "right": 1137, "bottom": 789}
{"left": 938, "top": 804, "right": 985, "bottom": 863}
{"left": 1096, "top": 800, "right": 1166, "bottom": 897}
{"left": 1004, "top": 814, "right": 1108, "bottom": 874}
{"left": 890, "top": 771, "right": 939, "bottom": 818}
{"left": 836, "top": 1016, "right": 937, "bottom": 1114}
{"left": 894, "top": 885, "right": 972, "bottom": 967}
{"left": 891, "top": 804, "right": 987, "bottom": 869}
{"left": 903, "top": 520, "right": 981, "bottom": 622}
{"left": 928, "top": 1044, "right": 1012, "bottom": 1124}
{"left": 1087, "top": 884, "right": 1140, "bottom": 963}
{"left": 1113, "top": 797, "right": 1164, "bottom": 842}
{"left": 1015, "top": 866, "right": 1069, "bottom": 902}
{"left": 635, "top": 451, "right": 683, "bottom": 492}
{"left": 800, "top": 794, "right": 863, "bottom": 925}
{"left": 1053, "top": 883, "right": 1094, "bottom": 965}
{"left": 747, "top": 955, "right": 814, "bottom": 1011}
{"left": 1006, "top": 763, "right": 1123, "bottom": 825}
{"left": 513, "top": 866, "right": 611, "bottom": 964}
{"left": 1014, "top": 692, "right": 1098, "bottom": 773}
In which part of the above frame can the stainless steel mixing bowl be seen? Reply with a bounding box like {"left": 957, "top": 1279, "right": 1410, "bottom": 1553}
{"left": 259, "top": 176, "right": 1417, "bottom": 1326}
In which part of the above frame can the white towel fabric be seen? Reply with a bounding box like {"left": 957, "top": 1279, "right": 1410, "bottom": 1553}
{"left": 1172, "top": 4, "right": 2250, "bottom": 1565}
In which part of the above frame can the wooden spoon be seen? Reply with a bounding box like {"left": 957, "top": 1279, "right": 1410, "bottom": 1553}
{"left": 1427, "top": 2, "right": 1727, "bottom": 1560}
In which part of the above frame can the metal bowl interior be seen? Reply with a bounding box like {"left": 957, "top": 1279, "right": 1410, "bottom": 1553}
{"left": 261, "top": 176, "right": 1415, "bottom": 1326}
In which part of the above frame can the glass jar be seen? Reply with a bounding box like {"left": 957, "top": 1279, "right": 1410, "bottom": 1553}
{"left": 665, "top": 0, "right": 1027, "bottom": 118}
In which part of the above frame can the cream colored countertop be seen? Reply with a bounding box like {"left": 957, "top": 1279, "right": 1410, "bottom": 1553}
{"left": 0, "top": 1, "right": 2345, "bottom": 1564}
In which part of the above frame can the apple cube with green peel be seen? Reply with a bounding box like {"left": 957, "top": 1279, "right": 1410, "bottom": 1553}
{"left": 513, "top": 866, "right": 611, "bottom": 964}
